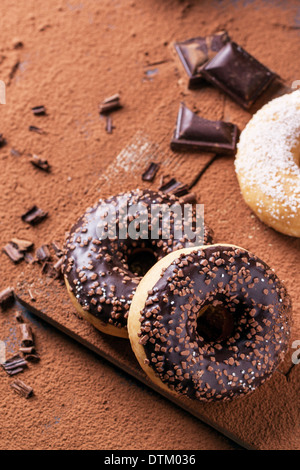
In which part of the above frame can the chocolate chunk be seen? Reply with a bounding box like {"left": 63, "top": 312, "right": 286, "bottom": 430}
{"left": 3, "top": 243, "right": 24, "bottom": 263}
{"left": 10, "top": 379, "right": 33, "bottom": 398}
{"left": 31, "top": 105, "right": 46, "bottom": 115}
{"left": 201, "top": 41, "right": 277, "bottom": 109}
{"left": 21, "top": 206, "right": 48, "bottom": 225}
{"left": 0, "top": 287, "right": 15, "bottom": 309}
{"left": 174, "top": 31, "right": 230, "bottom": 88}
{"left": 171, "top": 103, "right": 239, "bottom": 155}
{"left": 30, "top": 155, "right": 50, "bottom": 172}
{"left": 99, "top": 94, "right": 122, "bottom": 114}
{"left": 142, "top": 162, "right": 160, "bottom": 182}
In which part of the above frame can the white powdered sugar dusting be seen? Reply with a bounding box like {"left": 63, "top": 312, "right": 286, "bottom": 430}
{"left": 235, "top": 90, "right": 300, "bottom": 220}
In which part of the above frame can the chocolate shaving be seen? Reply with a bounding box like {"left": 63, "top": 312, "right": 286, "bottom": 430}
{"left": 0, "top": 134, "right": 7, "bottom": 148}
{"left": 52, "top": 241, "right": 63, "bottom": 257}
{"left": 11, "top": 238, "right": 34, "bottom": 252}
{"left": 0, "top": 287, "right": 15, "bottom": 309}
{"left": 30, "top": 155, "right": 51, "bottom": 172}
{"left": 19, "top": 323, "right": 34, "bottom": 347}
{"left": 21, "top": 206, "right": 48, "bottom": 225}
{"left": 36, "top": 244, "right": 51, "bottom": 262}
{"left": 31, "top": 105, "right": 46, "bottom": 116}
{"left": 15, "top": 310, "right": 24, "bottom": 323}
{"left": 10, "top": 148, "right": 21, "bottom": 157}
{"left": 142, "top": 162, "right": 160, "bottom": 182}
{"left": 3, "top": 243, "right": 24, "bottom": 263}
{"left": 28, "top": 125, "right": 45, "bottom": 134}
{"left": 105, "top": 115, "right": 113, "bottom": 134}
{"left": 10, "top": 379, "right": 33, "bottom": 399}
{"left": 2, "top": 354, "right": 28, "bottom": 376}
{"left": 99, "top": 93, "right": 122, "bottom": 114}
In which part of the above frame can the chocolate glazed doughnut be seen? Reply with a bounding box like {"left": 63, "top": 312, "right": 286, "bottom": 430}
{"left": 128, "top": 244, "right": 291, "bottom": 401}
{"left": 63, "top": 189, "right": 213, "bottom": 338}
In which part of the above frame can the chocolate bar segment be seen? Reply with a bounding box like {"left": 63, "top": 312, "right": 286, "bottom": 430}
{"left": 201, "top": 41, "right": 276, "bottom": 109}
{"left": 171, "top": 103, "right": 238, "bottom": 155}
{"left": 174, "top": 31, "right": 230, "bottom": 88}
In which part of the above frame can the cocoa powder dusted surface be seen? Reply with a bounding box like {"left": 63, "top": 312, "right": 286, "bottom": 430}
{"left": 0, "top": 0, "right": 300, "bottom": 450}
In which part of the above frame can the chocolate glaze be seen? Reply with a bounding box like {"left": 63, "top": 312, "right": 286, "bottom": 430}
{"left": 139, "top": 245, "right": 291, "bottom": 401}
{"left": 63, "top": 189, "right": 213, "bottom": 330}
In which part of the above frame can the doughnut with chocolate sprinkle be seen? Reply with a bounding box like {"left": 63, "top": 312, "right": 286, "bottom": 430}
{"left": 63, "top": 189, "right": 213, "bottom": 338}
{"left": 128, "top": 244, "right": 291, "bottom": 400}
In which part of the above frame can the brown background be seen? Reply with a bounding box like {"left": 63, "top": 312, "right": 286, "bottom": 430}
{"left": 0, "top": 0, "right": 299, "bottom": 450}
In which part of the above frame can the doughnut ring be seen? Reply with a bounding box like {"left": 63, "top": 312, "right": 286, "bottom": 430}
{"left": 235, "top": 90, "right": 300, "bottom": 238}
{"left": 63, "top": 189, "right": 213, "bottom": 338}
{"left": 128, "top": 244, "right": 291, "bottom": 401}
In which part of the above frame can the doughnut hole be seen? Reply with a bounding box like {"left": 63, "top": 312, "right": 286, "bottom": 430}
{"left": 196, "top": 305, "right": 235, "bottom": 342}
{"left": 127, "top": 248, "right": 158, "bottom": 277}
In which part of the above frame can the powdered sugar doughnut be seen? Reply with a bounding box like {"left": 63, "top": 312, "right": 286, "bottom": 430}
{"left": 235, "top": 90, "right": 300, "bottom": 237}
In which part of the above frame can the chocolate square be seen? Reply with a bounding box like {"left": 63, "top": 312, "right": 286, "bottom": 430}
{"left": 174, "top": 31, "right": 230, "bottom": 88}
{"left": 201, "top": 41, "right": 276, "bottom": 109}
{"left": 171, "top": 103, "right": 239, "bottom": 155}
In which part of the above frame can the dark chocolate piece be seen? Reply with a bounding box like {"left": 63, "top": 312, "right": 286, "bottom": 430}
{"left": 142, "top": 162, "right": 160, "bottom": 182}
{"left": 10, "top": 379, "right": 33, "bottom": 399}
{"left": 201, "top": 41, "right": 276, "bottom": 109}
{"left": 19, "top": 323, "right": 34, "bottom": 347}
{"left": 30, "top": 155, "right": 50, "bottom": 172}
{"left": 174, "top": 31, "right": 230, "bottom": 88}
{"left": 3, "top": 243, "right": 24, "bottom": 263}
{"left": 171, "top": 103, "right": 239, "bottom": 155}
{"left": 0, "top": 287, "right": 15, "bottom": 309}
{"left": 2, "top": 355, "right": 28, "bottom": 376}
{"left": 32, "top": 105, "right": 46, "bottom": 115}
{"left": 21, "top": 206, "right": 48, "bottom": 225}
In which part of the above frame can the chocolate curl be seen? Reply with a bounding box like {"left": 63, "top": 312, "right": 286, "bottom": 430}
{"left": 10, "top": 379, "right": 33, "bottom": 399}
{"left": 19, "top": 323, "right": 34, "bottom": 347}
